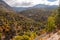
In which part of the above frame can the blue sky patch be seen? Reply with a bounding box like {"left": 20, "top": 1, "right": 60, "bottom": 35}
{"left": 48, "top": 0, "right": 57, "bottom": 2}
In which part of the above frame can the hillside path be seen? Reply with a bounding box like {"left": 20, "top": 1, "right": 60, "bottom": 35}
{"left": 35, "top": 31, "right": 60, "bottom": 40}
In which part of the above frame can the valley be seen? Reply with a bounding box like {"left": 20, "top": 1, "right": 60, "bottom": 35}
{"left": 0, "top": 0, "right": 59, "bottom": 40}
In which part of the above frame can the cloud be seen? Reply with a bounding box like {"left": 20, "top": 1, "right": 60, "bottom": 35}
{"left": 3, "top": 0, "right": 59, "bottom": 7}
{"left": 12, "top": 2, "right": 33, "bottom": 7}
{"left": 3, "top": 0, "right": 16, "bottom": 6}
{"left": 44, "top": 0, "right": 59, "bottom": 5}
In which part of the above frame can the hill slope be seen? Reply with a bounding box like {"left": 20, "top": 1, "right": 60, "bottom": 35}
{"left": 0, "top": 0, "right": 42, "bottom": 40}
{"left": 0, "top": 0, "right": 14, "bottom": 11}
{"left": 19, "top": 8, "right": 52, "bottom": 23}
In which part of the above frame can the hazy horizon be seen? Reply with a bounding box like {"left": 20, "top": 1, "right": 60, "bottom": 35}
{"left": 3, "top": 0, "right": 59, "bottom": 7}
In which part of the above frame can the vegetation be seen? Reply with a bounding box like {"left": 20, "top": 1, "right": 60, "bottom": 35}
{"left": 0, "top": 5, "right": 41, "bottom": 40}
{"left": 14, "top": 32, "right": 36, "bottom": 40}
{"left": 0, "top": 7, "right": 59, "bottom": 40}
{"left": 20, "top": 9, "right": 52, "bottom": 23}
{"left": 0, "top": 0, "right": 59, "bottom": 40}
{"left": 56, "top": 7, "right": 60, "bottom": 29}
{"left": 45, "top": 11, "right": 57, "bottom": 32}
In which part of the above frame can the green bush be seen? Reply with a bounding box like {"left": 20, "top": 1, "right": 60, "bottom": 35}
{"left": 14, "top": 35, "right": 30, "bottom": 40}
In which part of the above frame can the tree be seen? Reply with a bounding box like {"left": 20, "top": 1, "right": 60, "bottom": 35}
{"left": 56, "top": 7, "right": 60, "bottom": 29}
{"left": 14, "top": 35, "right": 30, "bottom": 40}
{"left": 46, "top": 13, "right": 57, "bottom": 32}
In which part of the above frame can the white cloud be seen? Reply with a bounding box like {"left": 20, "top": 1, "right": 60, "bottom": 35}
{"left": 45, "top": 0, "right": 59, "bottom": 5}
{"left": 3, "top": 0, "right": 59, "bottom": 7}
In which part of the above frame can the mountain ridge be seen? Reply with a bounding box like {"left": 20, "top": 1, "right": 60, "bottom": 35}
{"left": 13, "top": 4, "right": 58, "bottom": 12}
{"left": 0, "top": 0, "right": 15, "bottom": 12}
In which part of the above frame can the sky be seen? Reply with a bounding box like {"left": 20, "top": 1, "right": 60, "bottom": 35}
{"left": 3, "top": 0, "right": 59, "bottom": 7}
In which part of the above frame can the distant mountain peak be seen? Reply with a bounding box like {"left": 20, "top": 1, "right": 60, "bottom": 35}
{"left": 13, "top": 4, "right": 58, "bottom": 12}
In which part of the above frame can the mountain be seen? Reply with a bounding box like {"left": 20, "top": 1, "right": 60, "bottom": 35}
{"left": 33, "top": 4, "right": 58, "bottom": 9}
{"left": 0, "top": 0, "right": 14, "bottom": 11}
{"left": 19, "top": 8, "right": 52, "bottom": 23}
{"left": 13, "top": 7, "right": 29, "bottom": 12}
{"left": 0, "top": 0, "right": 42, "bottom": 40}
{"left": 13, "top": 4, "right": 58, "bottom": 12}
{"left": 0, "top": 0, "right": 59, "bottom": 40}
